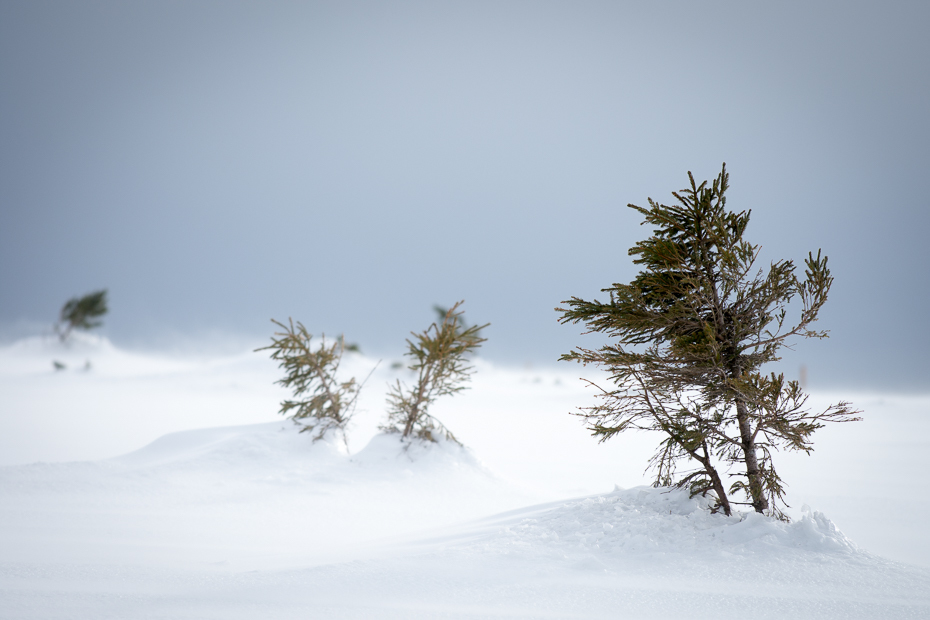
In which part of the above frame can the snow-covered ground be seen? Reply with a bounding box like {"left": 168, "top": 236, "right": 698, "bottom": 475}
{"left": 1, "top": 335, "right": 928, "bottom": 618}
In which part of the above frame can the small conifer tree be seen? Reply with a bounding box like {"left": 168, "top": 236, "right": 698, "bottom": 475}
{"left": 432, "top": 304, "right": 487, "bottom": 340}
{"left": 57, "top": 289, "right": 108, "bottom": 342}
{"left": 382, "top": 301, "right": 488, "bottom": 444}
{"left": 558, "top": 165, "right": 860, "bottom": 519}
{"left": 258, "top": 319, "right": 361, "bottom": 446}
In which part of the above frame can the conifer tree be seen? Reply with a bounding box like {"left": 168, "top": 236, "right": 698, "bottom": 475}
{"left": 382, "top": 301, "right": 488, "bottom": 444}
{"left": 258, "top": 319, "right": 362, "bottom": 446}
{"left": 558, "top": 165, "right": 859, "bottom": 519}
{"left": 432, "top": 304, "right": 487, "bottom": 340}
{"left": 57, "top": 289, "right": 108, "bottom": 342}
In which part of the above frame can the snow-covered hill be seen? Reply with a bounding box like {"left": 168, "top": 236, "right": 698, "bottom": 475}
{"left": 1, "top": 335, "right": 928, "bottom": 618}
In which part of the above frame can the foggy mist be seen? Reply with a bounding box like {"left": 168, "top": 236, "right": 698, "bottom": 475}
{"left": 2, "top": 1, "right": 928, "bottom": 390}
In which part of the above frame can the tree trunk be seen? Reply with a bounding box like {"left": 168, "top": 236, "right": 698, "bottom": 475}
{"left": 734, "top": 399, "right": 768, "bottom": 513}
{"left": 403, "top": 365, "right": 431, "bottom": 438}
{"left": 700, "top": 442, "right": 732, "bottom": 517}
{"left": 402, "top": 407, "right": 417, "bottom": 438}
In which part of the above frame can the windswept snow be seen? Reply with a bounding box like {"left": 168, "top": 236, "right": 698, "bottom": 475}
{"left": 0, "top": 335, "right": 928, "bottom": 618}
{"left": 0, "top": 421, "right": 533, "bottom": 573}
{"left": 299, "top": 488, "right": 928, "bottom": 619}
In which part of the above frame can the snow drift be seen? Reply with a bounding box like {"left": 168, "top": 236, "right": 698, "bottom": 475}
{"left": 0, "top": 336, "right": 929, "bottom": 618}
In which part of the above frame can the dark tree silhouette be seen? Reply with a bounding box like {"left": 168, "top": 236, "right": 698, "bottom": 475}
{"left": 57, "top": 290, "right": 108, "bottom": 342}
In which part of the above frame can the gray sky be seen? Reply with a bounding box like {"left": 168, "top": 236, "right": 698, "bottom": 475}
{"left": 2, "top": 0, "right": 928, "bottom": 390}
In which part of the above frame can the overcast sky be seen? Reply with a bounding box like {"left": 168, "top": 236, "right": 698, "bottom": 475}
{"left": 1, "top": 1, "right": 928, "bottom": 390}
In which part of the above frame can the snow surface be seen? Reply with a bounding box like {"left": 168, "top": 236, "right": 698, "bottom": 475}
{"left": 1, "top": 335, "right": 929, "bottom": 618}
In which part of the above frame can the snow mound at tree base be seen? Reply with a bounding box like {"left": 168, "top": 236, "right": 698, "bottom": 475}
{"left": 113, "top": 420, "right": 491, "bottom": 473}
{"left": 451, "top": 485, "right": 859, "bottom": 561}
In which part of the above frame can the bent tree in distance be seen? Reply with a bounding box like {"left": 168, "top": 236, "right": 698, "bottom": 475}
{"left": 57, "top": 289, "right": 108, "bottom": 342}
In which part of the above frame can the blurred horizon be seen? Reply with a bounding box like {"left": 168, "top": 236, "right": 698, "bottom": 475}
{"left": 2, "top": 1, "right": 928, "bottom": 391}
{"left": 1, "top": 327, "right": 923, "bottom": 397}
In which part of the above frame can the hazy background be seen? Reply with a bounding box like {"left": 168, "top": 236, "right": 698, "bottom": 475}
{"left": 2, "top": 0, "right": 927, "bottom": 390}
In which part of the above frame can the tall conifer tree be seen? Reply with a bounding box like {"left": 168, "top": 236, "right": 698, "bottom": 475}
{"left": 558, "top": 165, "right": 859, "bottom": 518}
